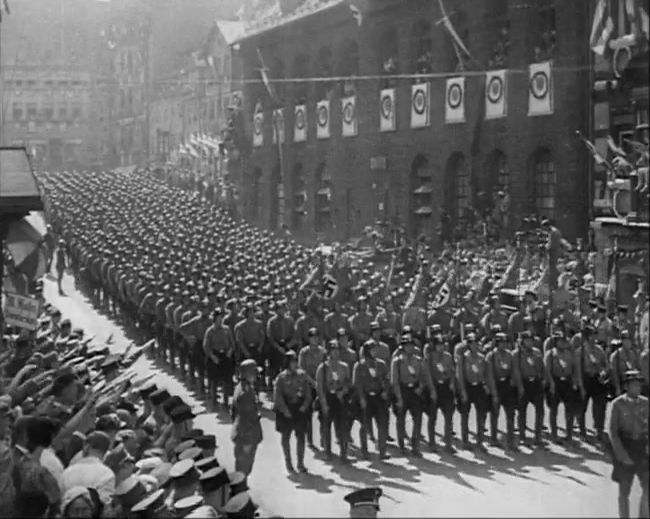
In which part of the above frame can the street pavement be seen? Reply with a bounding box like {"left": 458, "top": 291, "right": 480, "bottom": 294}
{"left": 43, "top": 273, "right": 643, "bottom": 518}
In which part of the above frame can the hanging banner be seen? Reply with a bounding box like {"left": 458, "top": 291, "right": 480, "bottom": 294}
{"left": 2, "top": 292, "right": 40, "bottom": 331}
{"left": 317, "top": 99, "right": 330, "bottom": 139}
{"left": 528, "top": 61, "right": 553, "bottom": 116}
{"left": 294, "top": 104, "right": 307, "bottom": 142}
{"left": 379, "top": 88, "right": 396, "bottom": 132}
{"left": 485, "top": 69, "right": 507, "bottom": 119}
{"left": 342, "top": 96, "right": 357, "bottom": 137}
{"left": 253, "top": 101, "right": 263, "bottom": 147}
{"left": 445, "top": 77, "right": 465, "bottom": 124}
{"left": 272, "top": 108, "right": 285, "bottom": 144}
{"left": 410, "top": 82, "right": 430, "bottom": 128}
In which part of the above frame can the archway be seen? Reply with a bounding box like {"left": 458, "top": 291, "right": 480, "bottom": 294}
{"left": 528, "top": 147, "right": 555, "bottom": 220}
{"left": 444, "top": 152, "right": 470, "bottom": 223}
{"left": 409, "top": 154, "right": 433, "bottom": 238}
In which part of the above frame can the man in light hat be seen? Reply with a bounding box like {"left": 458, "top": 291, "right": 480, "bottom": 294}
{"left": 298, "top": 327, "right": 326, "bottom": 449}
{"left": 514, "top": 331, "right": 545, "bottom": 448}
{"left": 344, "top": 487, "right": 383, "bottom": 519}
{"left": 608, "top": 370, "right": 648, "bottom": 519}
{"left": 231, "top": 359, "right": 263, "bottom": 475}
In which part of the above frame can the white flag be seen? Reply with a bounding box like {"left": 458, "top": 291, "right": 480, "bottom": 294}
{"left": 294, "top": 105, "right": 307, "bottom": 143}
{"left": 445, "top": 77, "right": 465, "bottom": 124}
{"left": 410, "top": 82, "right": 430, "bottom": 128}
{"left": 485, "top": 69, "right": 507, "bottom": 119}
{"left": 528, "top": 61, "right": 553, "bottom": 116}
{"left": 253, "top": 102, "right": 263, "bottom": 147}
{"left": 272, "top": 108, "right": 285, "bottom": 144}
{"left": 379, "top": 88, "right": 396, "bottom": 132}
{"left": 316, "top": 100, "right": 330, "bottom": 139}
{"left": 342, "top": 96, "right": 357, "bottom": 137}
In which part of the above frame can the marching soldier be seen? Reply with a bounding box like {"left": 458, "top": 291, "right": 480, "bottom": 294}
{"left": 457, "top": 332, "right": 490, "bottom": 452}
{"left": 350, "top": 296, "right": 374, "bottom": 351}
{"left": 179, "top": 299, "right": 212, "bottom": 395}
{"left": 608, "top": 370, "right": 648, "bottom": 519}
{"left": 368, "top": 323, "right": 391, "bottom": 366}
{"left": 544, "top": 331, "right": 581, "bottom": 443}
{"left": 234, "top": 303, "right": 266, "bottom": 368}
{"left": 231, "top": 359, "right": 263, "bottom": 476}
{"left": 298, "top": 328, "right": 326, "bottom": 449}
{"left": 154, "top": 287, "right": 170, "bottom": 360}
{"left": 315, "top": 340, "right": 352, "bottom": 461}
{"left": 610, "top": 334, "right": 641, "bottom": 397}
{"left": 323, "top": 302, "right": 349, "bottom": 342}
{"left": 574, "top": 324, "right": 609, "bottom": 442}
{"left": 486, "top": 333, "right": 520, "bottom": 451}
{"left": 274, "top": 351, "right": 312, "bottom": 474}
{"left": 353, "top": 342, "right": 390, "bottom": 460}
{"left": 423, "top": 332, "right": 456, "bottom": 453}
{"left": 514, "top": 331, "right": 545, "bottom": 448}
{"left": 391, "top": 336, "right": 430, "bottom": 457}
{"left": 266, "top": 299, "right": 296, "bottom": 384}
{"left": 640, "top": 345, "right": 649, "bottom": 397}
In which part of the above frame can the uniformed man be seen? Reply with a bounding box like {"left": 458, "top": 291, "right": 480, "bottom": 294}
{"left": 344, "top": 487, "right": 383, "bottom": 519}
{"left": 353, "top": 342, "right": 390, "bottom": 460}
{"left": 486, "top": 333, "right": 519, "bottom": 451}
{"left": 610, "top": 334, "right": 641, "bottom": 397}
{"left": 423, "top": 332, "right": 456, "bottom": 453}
{"left": 316, "top": 340, "right": 352, "bottom": 461}
{"left": 266, "top": 299, "right": 296, "bottom": 384}
{"left": 544, "top": 331, "right": 581, "bottom": 443}
{"left": 203, "top": 307, "right": 236, "bottom": 406}
{"left": 298, "top": 327, "right": 326, "bottom": 449}
{"left": 323, "top": 302, "right": 349, "bottom": 342}
{"left": 607, "top": 370, "right": 649, "bottom": 519}
{"left": 234, "top": 303, "right": 266, "bottom": 368}
{"left": 514, "top": 331, "right": 545, "bottom": 447}
{"left": 574, "top": 324, "right": 609, "bottom": 442}
{"left": 350, "top": 296, "right": 374, "bottom": 351}
{"left": 640, "top": 344, "right": 649, "bottom": 397}
{"left": 391, "top": 335, "right": 430, "bottom": 457}
{"left": 231, "top": 360, "right": 263, "bottom": 476}
{"left": 274, "top": 351, "right": 312, "bottom": 473}
{"left": 368, "top": 323, "right": 391, "bottom": 366}
{"left": 179, "top": 299, "right": 212, "bottom": 394}
{"left": 457, "top": 332, "right": 490, "bottom": 452}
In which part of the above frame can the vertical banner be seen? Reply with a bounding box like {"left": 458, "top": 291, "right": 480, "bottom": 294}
{"left": 379, "top": 88, "right": 396, "bottom": 132}
{"left": 485, "top": 69, "right": 507, "bottom": 119}
{"left": 272, "top": 108, "right": 285, "bottom": 144}
{"left": 445, "top": 77, "right": 466, "bottom": 124}
{"left": 341, "top": 96, "right": 357, "bottom": 137}
{"left": 410, "top": 82, "right": 430, "bottom": 128}
{"left": 317, "top": 99, "right": 330, "bottom": 139}
{"left": 294, "top": 104, "right": 307, "bottom": 142}
{"left": 528, "top": 61, "right": 553, "bottom": 116}
{"left": 252, "top": 101, "right": 264, "bottom": 147}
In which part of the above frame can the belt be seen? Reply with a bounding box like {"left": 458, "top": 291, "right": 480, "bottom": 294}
{"left": 367, "top": 391, "right": 377, "bottom": 396}
{"left": 527, "top": 377, "right": 539, "bottom": 382}
{"left": 557, "top": 376, "right": 568, "bottom": 381}
{"left": 469, "top": 382, "right": 482, "bottom": 387}
{"left": 407, "top": 383, "right": 415, "bottom": 388}
{"left": 498, "top": 377, "right": 509, "bottom": 382}
{"left": 329, "top": 390, "right": 337, "bottom": 394}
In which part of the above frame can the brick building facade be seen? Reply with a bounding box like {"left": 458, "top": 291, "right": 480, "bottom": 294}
{"left": 234, "top": 0, "right": 591, "bottom": 246}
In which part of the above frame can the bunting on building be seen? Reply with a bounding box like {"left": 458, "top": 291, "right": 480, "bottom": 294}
{"left": 253, "top": 101, "right": 264, "bottom": 147}
{"left": 294, "top": 104, "right": 307, "bottom": 142}
{"left": 445, "top": 77, "right": 465, "bottom": 124}
{"left": 410, "top": 82, "right": 430, "bottom": 128}
{"left": 528, "top": 61, "right": 553, "bottom": 116}
{"left": 485, "top": 69, "right": 507, "bottom": 119}
{"left": 379, "top": 88, "right": 396, "bottom": 132}
{"left": 272, "top": 108, "right": 285, "bottom": 144}
{"left": 342, "top": 96, "right": 357, "bottom": 137}
{"left": 317, "top": 99, "right": 330, "bottom": 139}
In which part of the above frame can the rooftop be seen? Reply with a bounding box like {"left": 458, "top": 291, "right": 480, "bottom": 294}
{"left": 215, "top": 19, "right": 246, "bottom": 45}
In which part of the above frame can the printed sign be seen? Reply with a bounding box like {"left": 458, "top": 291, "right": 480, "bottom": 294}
{"left": 2, "top": 292, "right": 40, "bottom": 330}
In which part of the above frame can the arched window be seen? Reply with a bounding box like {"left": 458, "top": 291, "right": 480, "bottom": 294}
{"left": 314, "top": 162, "right": 332, "bottom": 233}
{"left": 338, "top": 39, "right": 358, "bottom": 96}
{"left": 293, "top": 54, "right": 309, "bottom": 104}
{"left": 530, "top": 148, "right": 555, "bottom": 219}
{"left": 479, "top": 150, "right": 509, "bottom": 216}
{"left": 487, "top": 0, "right": 510, "bottom": 69}
{"left": 316, "top": 46, "right": 334, "bottom": 100}
{"left": 379, "top": 26, "right": 399, "bottom": 89}
{"left": 409, "top": 154, "right": 433, "bottom": 238}
{"left": 292, "top": 163, "right": 307, "bottom": 230}
{"left": 251, "top": 167, "right": 262, "bottom": 221}
{"left": 411, "top": 21, "right": 432, "bottom": 79}
{"left": 445, "top": 152, "right": 470, "bottom": 221}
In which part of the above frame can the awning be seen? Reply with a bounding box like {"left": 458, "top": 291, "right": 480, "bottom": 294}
{"left": 413, "top": 183, "right": 433, "bottom": 195}
{"left": 0, "top": 147, "right": 43, "bottom": 214}
{"left": 414, "top": 206, "right": 432, "bottom": 216}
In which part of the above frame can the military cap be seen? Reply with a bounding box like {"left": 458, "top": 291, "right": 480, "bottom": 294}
{"left": 136, "top": 456, "right": 164, "bottom": 474}
{"left": 138, "top": 382, "right": 158, "bottom": 399}
{"left": 466, "top": 332, "right": 477, "bottom": 342}
{"left": 597, "top": 304, "right": 607, "bottom": 312}
{"left": 185, "top": 505, "right": 219, "bottom": 519}
{"left": 399, "top": 334, "right": 411, "bottom": 345}
{"left": 115, "top": 474, "right": 148, "bottom": 509}
{"left": 344, "top": 487, "right": 383, "bottom": 512}
{"left": 146, "top": 387, "right": 170, "bottom": 407}
{"left": 199, "top": 467, "right": 229, "bottom": 492}
{"left": 130, "top": 488, "right": 166, "bottom": 516}
{"left": 228, "top": 471, "right": 248, "bottom": 495}
{"left": 617, "top": 305, "right": 628, "bottom": 313}
{"left": 173, "top": 440, "right": 196, "bottom": 456}
{"left": 162, "top": 396, "right": 185, "bottom": 414}
{"left": 100, "top": 355, "right": 121, "bottom": 372}
{"left": 181, "top": 429, "right": 205, "bottom": 441}
{"left": 623, "top": 370, "right": 644, "bottom": 383}
{"left": 240, "top": 359, "right": 262, "bottom": 375}
{"left": 370, "top": 321, "right": 381, "bottom": 331}
{"left": 524, "top": 289, "right": 538, "bottom": 300}
{"left": 195, "top": 456, "right": 220, "bottom": 473}
{"left": 519, "top": 330, "right": 533, "bottom": 339}
{"left": 61, "top": 318, "right": 72, "bottom": 327}
{"left": 169, "top": 458, "right": 197, "bottom": 482}
{"left": 174, "top": 495, "right": 204, "bottom": 515}
{"left": 611, "top": 338, "right": 623, "bottom": 347}
{"left": 194, "top": 435, "right": 217, "bottom": 450}
{"left": 170, "top": 404, "right": 195, "bottom": 424}
{"left": 621, "top": 329, "right": 631, "bottom": 338}
{"left": 179, "top": 446, "right": 203, "bottom": 462}
{"left": 336, "top": 327, "right": 348, "bottom": 338}
{"left": 495, "top": 332, "right": 507, "bottom": 342}
{"left": 222, "top": 492, "right": 257, "bottom": 518}
{"left": 490, "top": 324, "right": 502, "bottom": 332}
{"left": 284, "top": 350, "right": 297, "bottom": 362}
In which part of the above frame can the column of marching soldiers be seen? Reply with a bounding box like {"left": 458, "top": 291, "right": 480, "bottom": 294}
{"left": 40, "top": 169, "right": 650, "bottom": 477}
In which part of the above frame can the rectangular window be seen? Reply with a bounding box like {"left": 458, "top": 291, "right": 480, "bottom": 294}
{"left": 71, "top": 102, "right": 82, "bottom": 119}
{"left": 26, "top": 102, "right": 38, "bottom": 119}
{"left": 12, "top": 103, "right": 23, "bottom": 121}
{"left": 42, "top": 102, "right": 55, "bottom": 121}
{"left": 594, "top": 102, "right": 610, "bottom": 131}
{"left": 58, "top": 103, "right": 68, "bottom": 120}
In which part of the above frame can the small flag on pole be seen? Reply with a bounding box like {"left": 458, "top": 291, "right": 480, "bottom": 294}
{"left": 576, "top": 131, "right": 614, "bottom": 179}
{"left": 256, "top": 48, "right": 279, "bottom": 105}
{"left": 590, "top": 0, "right": 614, "bottom": 55}
{"left": 436, "top": 0, "right": 472, "bottom": 60}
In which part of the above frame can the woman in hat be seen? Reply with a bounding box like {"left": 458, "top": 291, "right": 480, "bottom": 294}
{"left": 61, "top": 486, "right": 103, "bottom": 519}
{"left": 231, "top": 359, "right": 263, "bottom": 476}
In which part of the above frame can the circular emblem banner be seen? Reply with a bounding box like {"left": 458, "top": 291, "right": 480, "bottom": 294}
{"left": 530, "top": 71, "right": 549, "bottom": 100}
{"left": 295, "top": 108, "right": 305, "bottom": 130}
{"left": 317, "top": 105, "right": 329, "bottom": 127}
{"left": 447, "top": 83, "right": 463, "bottom": 109}
{"left": 487, "top": 76, "right": 503, "bottom": 104}
{"left": 343, "top": 101, "right": 355, "bottom": 123}
{"left": 381, "top": 94, "right": 393, "bottom": 119}
{"left": 413, "top": 89, "right": 426, "bottom": 115}
{"left": 253, "top": 115, "right": 262, "bottom": 135}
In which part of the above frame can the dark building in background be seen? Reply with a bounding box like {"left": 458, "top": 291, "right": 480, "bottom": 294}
{"left": 234, "top": 0, "right": 591, "bottom": 245}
